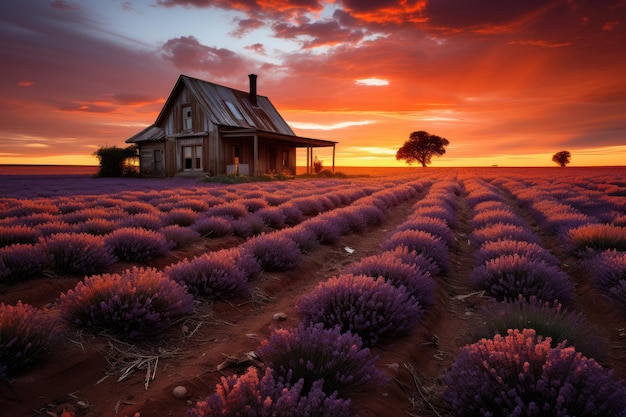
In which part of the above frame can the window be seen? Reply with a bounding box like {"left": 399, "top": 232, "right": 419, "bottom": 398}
{"left": 182, "top": 105, "right": 192, "bottom": 130}
{"left": 282, "top": 150, "right": 288, "bottom": 166}
{"left": 225, "top": 101, "right": 244, "bottom": 120}
{"left": 154, "top": 150, "right": 163, "bottom": 172}
{"left": 183, "top": 145, "right": 202, "bottom": 171}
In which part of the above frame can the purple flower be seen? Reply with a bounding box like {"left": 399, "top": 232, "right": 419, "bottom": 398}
{"left": 298, "top": 274, "right": 423, "bottom": 345}
{"left": 470, "top": 222, "right": 539, "bottom": 246}
{"left": 470, "top": 254, "right": 574, "bottom": 304}
{"left": 162, "top": 208, "right": 199, "bottom": 227}
{"left": 569, "top": 224, "right": 626, "bottom": 252}
{"left": 105, "top": 227, "right": 170, "bottom": 262}
{"left": 59, "top": 267, "right": 194, "bottom": 340}
{"left": 43, "top": 232, "right": 116, "bottom": 275}
{"left": 443, "top": 329, "right": 626, "bottom": 417}
{"left": 187, "top": 367, "right": 351, "bottom": 417}
{"left": 0, "top": 225, "right": 40, "bottom": 247}
{"left": 585, "top": 250, "right": 626, "bottom": 313}
{"left": 160, "top": 225, "right": 202, "bottom": 249}
{"left": 256, "top": 207, "right": 287, "bottom": 229}
{"left": 0, "top": 301, "right": 60, "bottom": 381}
{"left": 379, "top": 230, "right": 450, "bottom": 272}
{"left": 240, "top": 234, "right": 302, "bottom": 272}
{"left": 165, "top": 250, "right": 249, "bottom": 299}
{"left": 344, "top": 252, "right": 436, "bottom": 309}
{"left": 193, "top": 216, "right": 233, "bottom": 237}
{"left": 256, "top": 323, "right": 387, "bottom": 398}
{"left": 394, "top": 216, "right": 455, "bottom": 248}
{"left": 475, "top": 239, "right": 559, "bottom": 266}
{"left": 0, "top": 243, "right": 47, "bottom": 282}
{"left": 379, "top": 246, "right": 441, "bottom": 277}
{"left": 303, "top": 218, "right": 342, "bottom": 245}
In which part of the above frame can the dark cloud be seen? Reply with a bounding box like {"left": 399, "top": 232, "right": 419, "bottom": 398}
{"left": 272, "top": 15, "right": 368, "bottom": 48}
{"left": 230, "top": 18, "right": 265, "bottom": 37}
{"left": 161, "top": 35, "right": 256, "bottom": 78}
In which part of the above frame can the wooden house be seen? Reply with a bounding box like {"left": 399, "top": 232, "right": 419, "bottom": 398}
{"left": 126, "top": 74, "right": 337, "bottom": 177}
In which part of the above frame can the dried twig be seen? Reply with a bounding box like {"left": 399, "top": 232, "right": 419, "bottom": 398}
{"left": 103, "top": 337, "right": 181, "bottom": 390}
{"left": 399, "top": 363, "right": 445, "bottom": 417}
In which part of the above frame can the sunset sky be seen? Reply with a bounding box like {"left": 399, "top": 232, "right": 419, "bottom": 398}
{"left": 1, "top": 0, "right": 625, "bottom": 167}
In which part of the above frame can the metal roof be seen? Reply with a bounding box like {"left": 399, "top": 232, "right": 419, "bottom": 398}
{"left": 126, "top": 74, "right": 336, "bottom": 147}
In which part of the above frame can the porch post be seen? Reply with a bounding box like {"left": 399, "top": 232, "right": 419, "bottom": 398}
{"left": 253, "top": 134, "right": 258, "bottom": 176}
{"left": 332, "top": 144, "right": 336, "bottom": 173}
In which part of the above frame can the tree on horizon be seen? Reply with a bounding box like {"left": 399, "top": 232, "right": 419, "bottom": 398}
{"left": 552, "top": 150, "right": 571, "bottom": 167}
{"left": 396, "top": 131, "right": 450, "bottom": 167}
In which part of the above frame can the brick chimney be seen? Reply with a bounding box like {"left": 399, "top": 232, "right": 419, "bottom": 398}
{"left": 248, "top": 74, "right": 258, "bottom": 106}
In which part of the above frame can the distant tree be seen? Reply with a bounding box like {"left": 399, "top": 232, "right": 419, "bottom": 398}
{"left": 552, "top": 150, "right": 571, "bottom": 167}
{"left": 396, "top": 131, "right": 450, "bottom": 167}
{"left": 94, "top": 145, "right": 138, "bottom": 177}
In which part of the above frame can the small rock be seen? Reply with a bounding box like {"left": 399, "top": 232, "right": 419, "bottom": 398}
{"left": 172, "top": 386, "right": 188, "bottom": 399}
{"left": 272, "top": 312, "right": 288, "bottom": 321}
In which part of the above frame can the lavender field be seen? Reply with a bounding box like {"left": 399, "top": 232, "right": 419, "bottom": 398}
{"left": 1, "top": 167, "right": 625, "bottom": 417}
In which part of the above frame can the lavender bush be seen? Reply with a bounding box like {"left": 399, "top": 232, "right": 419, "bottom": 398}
{"left": 0, "top": 243, "right": 47, "bottom": 283}
{"left": 478, "top": 296, "right": 608, "bottom": 360}
{"left": 119, "top": 213, "right": 163, "bottom": 231}
{"left": 162, "top": 208, "right": 199, "bottom": 227}
{"left": 298, "top": 274, "right": 423, "bottom": 345}
{"left": 470, "top": 208, "right": 527, "bottom": 229}
{"left": 193, "top": 216, "right": 233, "bottom": 238}
{"left": 76, "top": 218, "right": 117, "bottom": 236}
{"left": 187, "top": 367, "right": 351, "bottom": 417}
{"left": 279, "top": 226, "right": 320, "bottom": 253}
{"left": 443, "top": 328, "right": 626, "bottom": 417}
{"left": 241, "top": 234, "right": 302, "bottom": 272}
{"left": 303, "top": 218, "right": 342, "bottom": 245}
{"left": 43, "top": 233, "right": 116, "bottom": 275}
{"left": 379, "top": 230, "right": 450, "bottom": 273}
{"left": 165, "top": 251, "right": 249, "bottom": 299}
{"left": 474, "top": 239, "right": 559, "bottom": 266}
{"left": 352, "top": 204, "right": 385, "bottom": 227}
{"left": 395, "top": 216, "right": 455, "bottom": 247}
{"left": 36, "top": 221, "right": 78, "bottom": 236}
{"left": 256, "top": 207, "right": 287, "bottom": 229}
{"left": 470, "top": 223, "right": 539, "bottom": 246}
{"left": 0, "top": 225, "right": 40, "bottom": 247}
{"left": 380, "top": 246, "right": 441, "bottom": 277}
{"left": 105, "top": 227, "right": 170, "bottom": 262}
{"left": 469, "top": 254, "right": 573, "bottom": 304}
{"left": 241, "top": 198, "right": 268, "bottom": 213}
{"left": 59, "top": 267, "right": 194, "bottom": 340}
{"left": 256, "top": 323, "right": 386, "bottom": 397}
{"left": 160, "top": 225, "right": 202, "bottom": 249}
{"left": 206, "top": 203, "right": 249, "bottom": 219}
{"left": 585, "top": 250, "right": 626, "bottom": 313}
{"left": 279, "top": 204, "right": 305, "bottom": 226}
{"left": 344, "top": 253, "right": 436, "bottom": 309}
{"left": 568, "top": 224, "right": 626, "bottom": 252}
{"left": 0, "top": 301, "right": 60, "bottom": 381}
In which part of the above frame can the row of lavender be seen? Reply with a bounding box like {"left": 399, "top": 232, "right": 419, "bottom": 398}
{"left": 491, "top": 175, "right": 626, "bottom": 314}
{"left": 188, "top": 180, "right": 460, "bottom": 416}
{"left": 0, "top": 178, "right": 410, "bottom": 283}
{"left": 441, "top": 177, "right": 626, "bottom": 416}
{"left": 0, "top": 177, "right": 428, "bottom": 385}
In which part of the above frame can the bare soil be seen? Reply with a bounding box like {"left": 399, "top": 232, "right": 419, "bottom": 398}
{"left": 1, "top": 181, "right": 625, "bottom": 417}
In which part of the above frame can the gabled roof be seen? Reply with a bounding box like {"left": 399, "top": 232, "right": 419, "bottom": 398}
{"left": 157, "top": 74, "right": 295, "bottom": 135}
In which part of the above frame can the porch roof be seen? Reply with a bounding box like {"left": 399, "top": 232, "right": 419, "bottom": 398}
{"left": 217, "top": 126, "right": 337, "bottom": 148}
